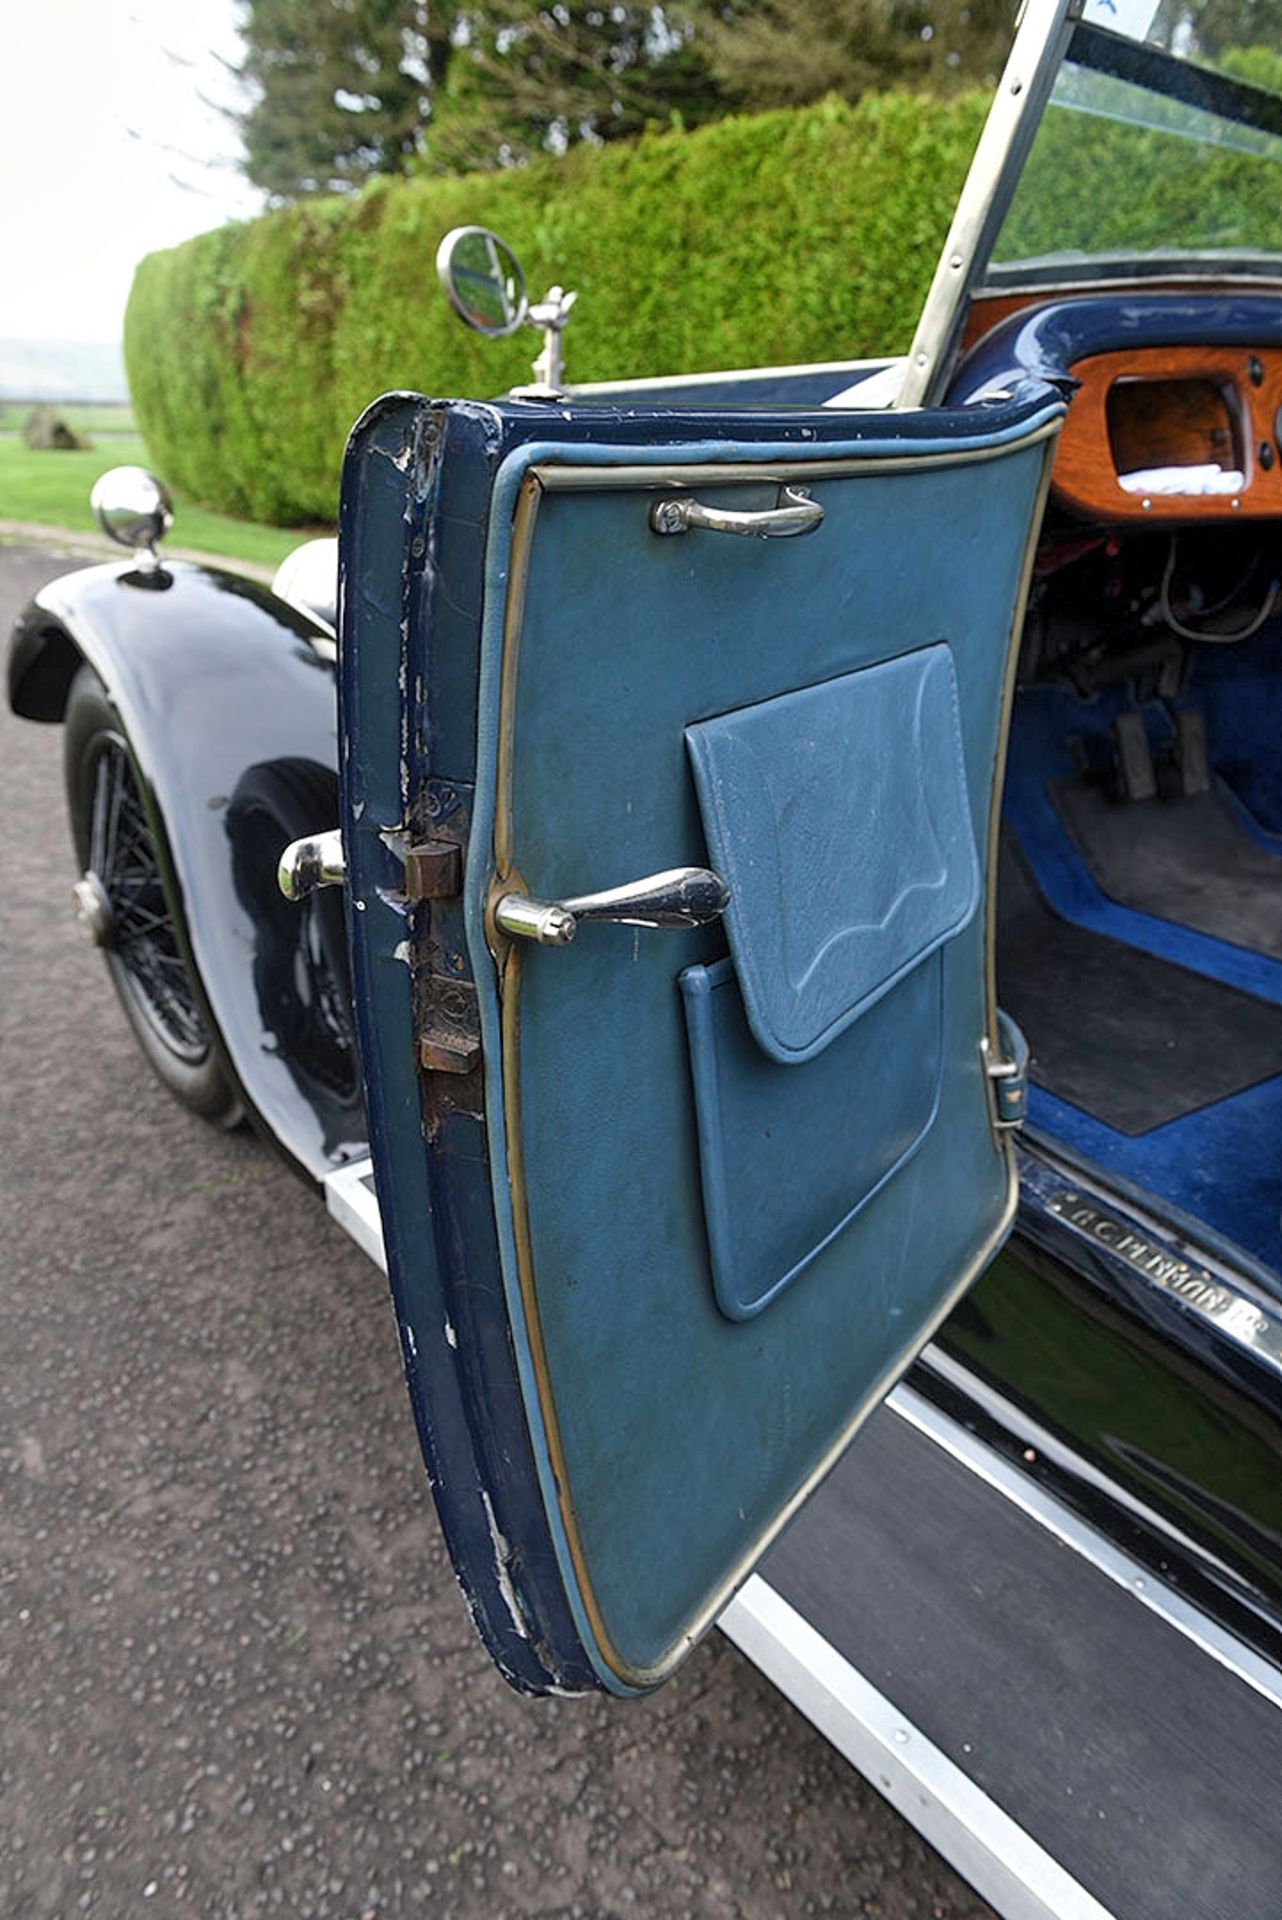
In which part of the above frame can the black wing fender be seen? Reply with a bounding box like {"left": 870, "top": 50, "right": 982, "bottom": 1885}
{"left": 8, "top": 558, "right": 366, "bottom": 1178}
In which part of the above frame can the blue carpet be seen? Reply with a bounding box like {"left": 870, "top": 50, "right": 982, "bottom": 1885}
{"left": 1191, "top": 621, "right": 1282, "bottom": 837}
{"left": 1003, "top": 680, "right": 1282, "bottom": 1275}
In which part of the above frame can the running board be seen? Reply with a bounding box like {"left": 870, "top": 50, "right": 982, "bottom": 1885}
{"left": 718, "top": 1577, "right": 1113, "bottom": 1920}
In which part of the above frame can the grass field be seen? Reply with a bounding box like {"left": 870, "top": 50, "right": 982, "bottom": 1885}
{"left": 0, "top": 400, "right": 137, "bottom": 435}
{"left": 0, "top": 436, "right": 326, "bottom": 569}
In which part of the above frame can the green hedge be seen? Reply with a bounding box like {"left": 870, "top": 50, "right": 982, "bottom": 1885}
{"left": 125, "top": 91, "right": 989, "bottom": 524}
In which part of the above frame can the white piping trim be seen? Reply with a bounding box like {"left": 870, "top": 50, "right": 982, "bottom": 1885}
{"left": 719, "top": 1576, "right": 1115, "bottom": 1920}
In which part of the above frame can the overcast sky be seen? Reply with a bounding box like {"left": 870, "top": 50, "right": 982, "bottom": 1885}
{"left": 3, "top": 0, "right": 262, "bottom": 347}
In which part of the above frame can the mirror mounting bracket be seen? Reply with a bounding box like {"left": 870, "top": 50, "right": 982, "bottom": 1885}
{"left": 437, "top": 226, "right": 579, "bottom": 394}
{"left": 511, "top": 285, "right": 579, "bottom": 398}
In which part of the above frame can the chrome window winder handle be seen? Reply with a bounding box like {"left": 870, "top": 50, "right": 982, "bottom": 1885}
{"left": 496, "top": 867, "right": 730, "bottom": 947}
{"left": 649, "top": 484, "right": 823, "bottom": 540}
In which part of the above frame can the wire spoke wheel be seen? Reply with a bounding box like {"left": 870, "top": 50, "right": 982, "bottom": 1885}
{"left": 65, "top": 666, "right": 242, "bottom": 1127}
{"left": 88, "top": 735, "right": 209, "bottom": 1063}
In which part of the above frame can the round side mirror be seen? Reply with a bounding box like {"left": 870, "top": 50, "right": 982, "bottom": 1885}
{"left": 436, "top": 226, "right": 528, "bottom": 338}
{"left": 90, "top": 466, "right": 174, "bottom": 560}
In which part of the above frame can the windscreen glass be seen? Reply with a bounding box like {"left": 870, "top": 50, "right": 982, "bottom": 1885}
{"left": 990, "top": 8, "right": 1282, "bottom": 280}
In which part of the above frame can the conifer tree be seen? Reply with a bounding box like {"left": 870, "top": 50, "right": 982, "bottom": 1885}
{"left": 235, "top": 0, "right": 449, "bottom": 198}
{"left": 425, "top": 4, "right": 724, "bottom": 173}
{"left": 683, "top": 0, "right": 1013, "bottom": 112}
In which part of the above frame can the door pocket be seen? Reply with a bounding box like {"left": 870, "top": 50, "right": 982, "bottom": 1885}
{"left": 681, "top": 647, "right": 980, "bottom": 1320}
{"left": 680, "top": 950, "right": 945, "bottom": 1320}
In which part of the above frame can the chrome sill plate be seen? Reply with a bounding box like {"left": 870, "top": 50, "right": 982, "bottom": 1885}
{"left": 1046, "top": 1190, "right": 1282, "bottom": 1378}
{"left": 564, "top": 356, "right": 895, "bottom": 399}
{"left": 1020, "top": 1147, "right": 1282, "bottom": 1386}
{"left": 719, "top": 1575, "right": 1114, "bottom": 1920}
{"left": 726, "top": 1381, "right": 1282, "bottom": 1920}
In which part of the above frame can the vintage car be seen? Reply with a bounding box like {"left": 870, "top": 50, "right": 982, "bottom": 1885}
{"left": 10, "top": 2, "right": 1282, "bottom": 1912}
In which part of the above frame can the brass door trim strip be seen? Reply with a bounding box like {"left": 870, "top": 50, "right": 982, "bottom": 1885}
{"left": 492, "top": 471, "right": 544, "bottom": 883}
{"left": 490, "top": 422, "right": 1061, "bottom": 1690}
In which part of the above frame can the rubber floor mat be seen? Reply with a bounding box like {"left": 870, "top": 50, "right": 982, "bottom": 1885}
{"left": 997, "top": 844, "right": 1282, "bottom": 1134}
{"left": 1052, "top": 777, "right": 1282, "bottom": 956}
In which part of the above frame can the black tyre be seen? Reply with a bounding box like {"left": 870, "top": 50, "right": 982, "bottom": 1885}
{"left": 225, "top": 758, "right": 360, "bottom": 1111}
{"left": 63, "top": 665, "right": 243, "bottom": 1127}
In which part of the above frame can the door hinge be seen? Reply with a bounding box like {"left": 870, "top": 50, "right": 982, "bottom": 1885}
{"left": 982, "top": 1010, "right": 1029, "bottom": 1132}
{"left": 418, "top": 974, "right": 481, "bottom": 1075}
{"left": 394, "top": 791, "right": 482, "bottom": 1101}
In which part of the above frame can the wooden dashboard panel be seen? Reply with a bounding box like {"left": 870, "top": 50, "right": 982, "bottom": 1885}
{"left": 1052, "top": 345, "right": 1282, "bottom": 523}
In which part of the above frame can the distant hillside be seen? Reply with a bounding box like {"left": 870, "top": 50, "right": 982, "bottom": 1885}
{"left": 0, "top": 338, "right": 128, "bottom": 404}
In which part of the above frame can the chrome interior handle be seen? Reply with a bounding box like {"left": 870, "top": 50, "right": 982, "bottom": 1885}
{"left": 496, "top": 866, "right": 730, "bottom": 947}
{"left": 649, "top": 484, "right": 823, "bottom": 540}
{"left": 278, "top": 829, "right": 346, "bottom": 902}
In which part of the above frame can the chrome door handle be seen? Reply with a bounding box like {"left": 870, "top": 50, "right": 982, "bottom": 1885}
{"left": 278, "top": 829, "right": 345, "bottom": 901}
{"left": 649, "top": 485, "right": 823, "bottom": 539}
{"left": 496, "top": 866, "right": 730, "bottom": 947}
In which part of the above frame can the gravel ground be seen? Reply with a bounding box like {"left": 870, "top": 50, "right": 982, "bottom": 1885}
{"left": 0, "top": 541, "right": 998, "bottom": 1920}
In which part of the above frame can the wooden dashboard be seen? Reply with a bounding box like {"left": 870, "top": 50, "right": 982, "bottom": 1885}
{"left": 1051, "top": 344, "right": 1282, "bottom": 524}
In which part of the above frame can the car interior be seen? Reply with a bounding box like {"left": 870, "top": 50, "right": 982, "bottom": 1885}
{"left": 993, "top": 340, "right": 1282, "bottom": 1280}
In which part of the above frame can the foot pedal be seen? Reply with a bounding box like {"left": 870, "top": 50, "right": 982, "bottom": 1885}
{"left": 1175, "top": 708, "right": 1211, "bottom": 795}
{"left": 1111, "top": 712, "right": 1157, "bottom": 802}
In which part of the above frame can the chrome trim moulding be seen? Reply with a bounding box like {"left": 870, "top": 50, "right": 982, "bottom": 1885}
{"left": 920, "top": 1341, "right": 1253, "bottom": 1598}
{"left": 898, "top": 0, "right": 1079, "bottom": 410}
{"left": 718, "top": 1575, "right": 1116, "bottom": 1920}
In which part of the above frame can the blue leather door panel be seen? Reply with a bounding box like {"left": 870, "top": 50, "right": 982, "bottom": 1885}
{"left": 339, "top": 388, "right": 1062, "bottom": 1696}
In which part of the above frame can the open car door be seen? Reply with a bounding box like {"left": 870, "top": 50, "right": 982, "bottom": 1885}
{"left": 338, "top": 383, "right": 1063, "bottom": 1695}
